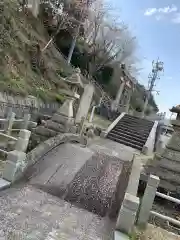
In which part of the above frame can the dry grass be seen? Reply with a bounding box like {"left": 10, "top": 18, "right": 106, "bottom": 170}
{"left": 134, "top": 225, "right": 180, "bottom": 240}
{"left": 0, "top": 0, "right": 74, "bottom": 101}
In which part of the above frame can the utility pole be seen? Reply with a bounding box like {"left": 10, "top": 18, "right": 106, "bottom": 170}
{"left": 142, "top": 59, "right": 164, "bottom": 117}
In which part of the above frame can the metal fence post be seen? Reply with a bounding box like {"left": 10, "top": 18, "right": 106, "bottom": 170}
{"left": 137, "top": 174, "right": 160, "bottom": 228}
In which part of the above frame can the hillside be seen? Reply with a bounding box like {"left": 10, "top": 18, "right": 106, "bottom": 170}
{"left": 0, "top": 0, "right": 159, "bottom": 114}
{"left": 0, "top": 0, "right": 74, "bottom": 102}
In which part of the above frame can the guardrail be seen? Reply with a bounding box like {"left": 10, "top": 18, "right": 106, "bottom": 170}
{"left": 137, "top": 174, "right": 180, "bottom": 230}
{"left": 150, "top": 192, "right": 180, "bottom": 228}
{"left": 0, "top": 111, "right": 37, "bottom": 183}
{"left": 0, "top": 111, "right": 37, "bottom": 155}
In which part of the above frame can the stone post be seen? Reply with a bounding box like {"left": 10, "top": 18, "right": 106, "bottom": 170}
{"left": 126, "top": 154, "right": 142, "bottom": 196}
{"left": 89, "top": 105, "right": 96, "bottom": 123}
{"left": 5, "top": 112, "right": 16, "bottom": 135}
{"left": 111, "top": 78, "right": 125, "bottom": 111}
{"left": 137, "top": 175, "right": 160, "bottom": 228}
{"left": 28, "top": 0, "right": 40, "bottom": 17}
{"left": 52, "top": 97, "right": 75, "bottom": 132}
{"left": 22, "top": 113, "right": 31, "bottom": 130}
{"left": 125, "top": 88, "right": 132, "bottom": 114}
{"left": 75, "top": 84, "right": 94, "bottom": 124}
{"left": 3, "top": 150, "right": 26, "bottom": 182}
{"left": 116, "top": 193, "right": 140, "bottom": 235}
{"left": 15, "top": 129, "right": 31, "bottom": 153}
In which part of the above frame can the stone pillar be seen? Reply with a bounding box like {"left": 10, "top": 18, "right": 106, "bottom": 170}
{"left": 52, "top": 97, "right": 75, "bottom": 131}
{"left": 75, "top": 84, "right": 94, "bottom": 124}
{"left": 5, "top": 112, "right": 16, "bottom": 135}
{"left": 116, "top": 193, "right": 139, "bottom": 235}
{"left": 28, "top": 0, "right": 40, "bottom": 17}
{"left": 15, "top": 129, "right": 31, "bottom": 152}
{"left": 126, "top": 154, "right": 142, "bottom": 196}
{"left": 137, "top": 175, "right": 160, "bottom": 228}
{"left": 111, "top": 78, "right": 125, "bottom": 111}
{"left": 3, "top": 150, "right": 26, "bottom": 182}
{"left": 22, "top": 113, "right": 31, "bottom": 130}
{"left": 89, "top": 105, "right": 96, "bottom": 123}
{"left": 125, "top": 88, "right": 132, "bottom": 113}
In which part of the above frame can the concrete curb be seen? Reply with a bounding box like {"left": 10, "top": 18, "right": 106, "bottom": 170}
{"left": 23, "top": 133, "right": 87, "bottom": 177}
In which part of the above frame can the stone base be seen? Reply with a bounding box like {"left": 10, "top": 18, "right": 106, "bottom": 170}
{"left": 114, "top": 231, "right": 130, "bottom": 240}
{"left": 0, "top": 178, "right": 11, "bottom": 191}
{"left": 52, "top": 113, "right": 74, "bottom": 126}
{"left": 33, "top": 126, "right": 57, "bottom": 138}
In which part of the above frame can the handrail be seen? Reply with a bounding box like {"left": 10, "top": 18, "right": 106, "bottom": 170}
{"left": 150, "top": 191, "right": 180, "bottom": 229}
{"left": 150, "top": 211, "right": 180, "bottom": 227}
{"left": 54, "top": 47, "right": 127, "bottom": 111}
{"left": 156, "top": 191, "right": 180, "bottom": 204}
{"left": 0, "top": 133, "right": 17, "bottom": 141}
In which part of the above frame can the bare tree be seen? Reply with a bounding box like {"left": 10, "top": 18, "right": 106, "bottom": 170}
{"left": 39, "top": 0, "right": 94, "bottom": 52}
{"left": 84, "top": 0, "right": 138, "bottom": 75}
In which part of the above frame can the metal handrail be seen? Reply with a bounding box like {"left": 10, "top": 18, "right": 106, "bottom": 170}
{"left": 150, "top": 191, "right": 180, "bottom": 229}
{"left": 156, "top": 192, "right": 180, "bottom": 205}
{"left": 150, "top": 211, "right": 180, "bottom": 227}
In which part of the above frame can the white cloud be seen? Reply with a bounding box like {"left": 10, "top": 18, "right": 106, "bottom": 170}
{"left": 144, "top": 8, "right": 157, "bottom": 16}
{"left": 144, "top": 5, "right": 178, "bottom": 18}
{"left": 158, "top": 5, "right": 177, "bottom": 14}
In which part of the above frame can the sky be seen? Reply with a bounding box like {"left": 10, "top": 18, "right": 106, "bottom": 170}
{"left": 107, "top": 0, "right": 180, "bottom": 117}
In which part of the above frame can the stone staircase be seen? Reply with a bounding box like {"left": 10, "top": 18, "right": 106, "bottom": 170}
{"left": 107, "top": 114, "right": 154, "bottom": 151}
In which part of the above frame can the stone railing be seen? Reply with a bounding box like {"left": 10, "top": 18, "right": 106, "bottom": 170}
{"left": 142, "top": 121, "right": 158, "bottom": 156}
{"left": 137, "top": 174, "right": 180, "bottom": 230}
{"left": 114, "top": 154, "right": 141, "bottom": 239}
{"left": 0, "top": 111, "right": 38, "bottom": 186}
{"left": 0, "top": 93, "right": 60, "bottom": 119}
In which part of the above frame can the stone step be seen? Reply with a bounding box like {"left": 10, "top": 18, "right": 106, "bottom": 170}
{"left": 123, "top": 115, "right": 153, "bottom": 124}
{"left": 118, "top": 118, "right": 154, "bottom": 127}
{"left": 107, "top": 132, "right": 145, "bottom": 147}
{"left": 113, "top": 125, "right": 150, "bottom": 137}
{"left": 110, "top": 130, "right": 147, "bottom": 144}
{"left": 107, "top": 135, "right": 143, "bottom": 151}
{"left": 111, "top": 128, "right": 148, "bottom": 141}
{"left": 116, "top": 122, "right": 152, "bottom": 131}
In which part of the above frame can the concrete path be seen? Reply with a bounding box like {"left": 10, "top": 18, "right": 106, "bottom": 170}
{"left": 89, "top": 138, "right": 140, "bottom": 161}
{"left": 0, "top": 138, "right": 136, "bottom": 239}
{"left": 0, "top": 185, "right": 115, "bottom": 239}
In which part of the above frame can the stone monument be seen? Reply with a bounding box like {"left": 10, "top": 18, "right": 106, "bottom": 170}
{"left": 30, "top": 70, "right": 84, "bottom": 149}
{"left": 144, "top": 105, "right": 180, "bottom": 193}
